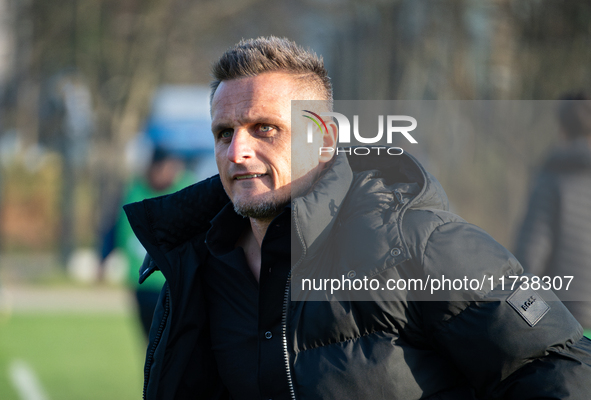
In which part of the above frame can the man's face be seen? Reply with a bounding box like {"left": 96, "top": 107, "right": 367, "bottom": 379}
{"left": 211, "top": 72, "right": 330, "bottom": 219}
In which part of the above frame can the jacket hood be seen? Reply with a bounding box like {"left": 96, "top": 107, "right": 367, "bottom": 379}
{"left": 542, "top": 139, "right": 591, "bottom": 173}
{"left": 347, "top": 151, "right": 449, "bottom": 212}
{"left": 291, "top": 150, "right": 449, "bottom": 274}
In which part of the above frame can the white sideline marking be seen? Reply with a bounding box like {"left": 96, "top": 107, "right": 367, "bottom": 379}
{"left": 8, "top": 359, "right": 49, "bottom": 400}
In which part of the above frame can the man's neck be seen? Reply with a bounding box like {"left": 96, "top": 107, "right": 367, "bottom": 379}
{"left": 249, "top": 216, "right": 275, "bottom": 248}
{"left": 236, "top": 215, "right": 277, "bottom": 283}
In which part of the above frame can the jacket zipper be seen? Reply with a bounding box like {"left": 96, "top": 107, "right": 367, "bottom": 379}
{"left": 282, "top": 271, "right": 295, "bottom": 400}
{"left": 143, "top": 284, "right": 171, "bottom": 400}
{"left": 283, "top": 202, "right": 307, "bottom": 400}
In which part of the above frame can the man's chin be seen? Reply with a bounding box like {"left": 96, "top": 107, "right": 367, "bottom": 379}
{"left": 233, "top": 198, "right": 290, "bottom": 219}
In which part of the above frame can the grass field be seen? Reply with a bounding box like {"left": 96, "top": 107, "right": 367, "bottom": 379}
{"left": 0, "top": 312, "right": 145, "bottom": 400}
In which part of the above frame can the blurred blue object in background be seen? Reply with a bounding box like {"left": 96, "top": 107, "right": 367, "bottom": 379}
{"left": 145, "top": 85, "right": 214, "bottom": 157}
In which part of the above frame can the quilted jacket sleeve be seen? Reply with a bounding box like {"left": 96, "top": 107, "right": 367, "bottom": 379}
{"left": 419, "top": 221, "right": 591, "bottom": 400}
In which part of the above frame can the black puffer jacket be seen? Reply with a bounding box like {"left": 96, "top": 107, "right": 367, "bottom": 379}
{"left": 125, "top": 152, "right": 591, "bottom": 400}
{"left": 515, "top": 139, "right": 591, "bottom": 328}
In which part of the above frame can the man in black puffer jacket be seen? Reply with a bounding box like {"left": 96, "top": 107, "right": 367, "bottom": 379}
{"left": 124, "top": 37, "right": 591, "bottom": 400}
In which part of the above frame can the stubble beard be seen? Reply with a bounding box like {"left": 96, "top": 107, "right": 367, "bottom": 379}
{"left": 232, "top": 194, "right": 290, "bottom": 219}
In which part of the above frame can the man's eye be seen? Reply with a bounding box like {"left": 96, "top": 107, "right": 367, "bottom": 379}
{"left": 219, "top": 130, "right": 233, "bottom": 139}
{"left": 259, "top": 125, "right": 273, "bottom": 133}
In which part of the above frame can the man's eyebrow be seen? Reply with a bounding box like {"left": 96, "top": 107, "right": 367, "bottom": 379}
{"left": 211, "top": 115, "right": 284, "bottom": 133}
{"left": 211, "top": 122, "right": 232, "bottom": 134}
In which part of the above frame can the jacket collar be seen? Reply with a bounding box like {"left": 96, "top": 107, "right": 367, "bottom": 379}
{"left": 291, "top": 153, "right": 354, "bottom": 265}
{"left": 123, "top": 174, "right": 230, "bottom": 276}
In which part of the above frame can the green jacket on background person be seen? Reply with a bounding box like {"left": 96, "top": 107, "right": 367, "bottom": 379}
{"left": 116, "top": 170, "right": 196, "bottom": 291}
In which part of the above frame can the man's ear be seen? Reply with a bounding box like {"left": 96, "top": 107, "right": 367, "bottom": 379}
{"left": 319, "top": 119, "right": 338, "bottom": 163}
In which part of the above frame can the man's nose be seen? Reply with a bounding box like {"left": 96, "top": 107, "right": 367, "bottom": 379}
{"left": 227, "top": 129, "right": 255, "bottom": 163}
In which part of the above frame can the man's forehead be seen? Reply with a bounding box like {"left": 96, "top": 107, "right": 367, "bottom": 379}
{"left": 213, "top": 72, "right": 301, "bottom": 95}
{"left": 212, "top": 72, "right": 317, "bottom": 107}
{"left": 210, "top": 73, "right": 302, "bottom": 122}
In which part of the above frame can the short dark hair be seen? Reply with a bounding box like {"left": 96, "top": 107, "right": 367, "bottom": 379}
{"left": 558, "top": 92, "right": 591, "bottom": 139}
{"left": 210, "top": 36, "right": 332, "bottom": 105}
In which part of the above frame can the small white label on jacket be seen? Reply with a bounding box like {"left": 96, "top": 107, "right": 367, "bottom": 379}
{"left": 506, "top": 288, "right": 550, "bottom": 327}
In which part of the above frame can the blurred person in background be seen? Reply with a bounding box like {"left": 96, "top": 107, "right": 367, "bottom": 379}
{"left": 114, "top": 146, "right": 195, "bottom": 337}
{"left": 516, "top": 92, "right": 591, "bottom": 337}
